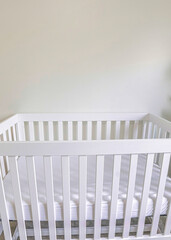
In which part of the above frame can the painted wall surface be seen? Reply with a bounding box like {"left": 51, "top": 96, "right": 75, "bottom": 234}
{"left": 0, "top": 0, "right": 171, "bottom": 121}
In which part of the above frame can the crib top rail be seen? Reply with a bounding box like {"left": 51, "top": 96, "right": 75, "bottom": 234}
{"left": 0, "top": 139, "right": 171, "bottom": 156}
{"left": 17, "top": 112, "right": 148, "bottom": 121}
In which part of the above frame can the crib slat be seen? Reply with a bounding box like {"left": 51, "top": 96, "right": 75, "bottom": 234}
{"left": 58, "top": 121, "right": 63, "bottom": 140}
{"left": 9, "top": 156, "right": 27, "bottom": 240}
{"left": 78, "top": 122, "right": 82, "bottom": 140}
{"left": 48, "top": 121, "right": 54, "bottom": 141}
{"left": 0, "top": 135, "right": 6, "bottom": 177}
{"left": 94, "top": 155, "right": 104, "bottom": 240}
{"left": 26, "top": 156, "right": 42, "bottom": 240}
{"left": 146, "top": 122, "right": 153, "bottom": 139}
{"left": 142, "top": 121, "right": 147, "bottom": 139}
{"left": 62, "top": 156, "right": 71, "bottom": 240}
{"left": 152, "top": 124, "right": 157, "bottom": 138}
{"left": 79, "top": 156, "right": 87, "bottom": 240}
{"left": 124, "top": 121, "right": 130, "bottom": 139}
{"left": 137, "top": 154, "right": 154, "bottom": 237}
{"left": 106, "top": 121, "right": 111, "bottom": 140}
{"left": 108, "top": 155, "right": 121, "bottom": 239}
{"left": 44, "top": 156, "right": 56, "bottom": 240}
{"left": 12, "top": 125, "right": 17, "bottom": 141}
{"left": 68, "top": 121, "right": 73, "bottom": 140}
{"left": 0, "top": 156, "right": 6, "bottom": 178}
{"left": 165, "top": 200, "right": 171, "bottom": 234}
{"left": 115, "top": 121, "right": 120, "bottom": 139}
{"left": 155, "top": 126, "right": 160, "bottom": 139}
{"left": 97, "top": 121, "right": 102, "bottom": 140}
{"left": 8, "top": 128, "right": 12, "bottom": 141}
{"left": 87, "top": 121, "right": 92, "bottom": 140}
{"left": 133, "top": 121, "right": 138, "bottom": 139}
{"left": 29, "top": 122, "right": 35, "bottom": 141}
{"left": 123, "top": 154, "right": 138, "bottom": 238}
{"left": 18, "top": 122, "right": 26, "bottom": 141}
{"left": 2, "top": 132, "right": 9, "bottom": 172}
{"left": 0, "top": 166, "right": 12, "bottom": 240}
{"left": 151, "top": 153, "right": 170, "bottom": 236}
{"left": 165, "top": 199, "right": 171, "bottom": 235}
{"left": 39, "top": 121, "right": 44, "bottom": 141}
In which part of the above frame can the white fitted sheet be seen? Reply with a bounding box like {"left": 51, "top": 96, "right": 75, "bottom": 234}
{"left": 3, "top": 154, "right": 171, "bottom": 221}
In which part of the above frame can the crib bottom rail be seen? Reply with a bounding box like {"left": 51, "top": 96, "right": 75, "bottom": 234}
{"left": 0, "top": 216, "right": 168, "bottom": 240}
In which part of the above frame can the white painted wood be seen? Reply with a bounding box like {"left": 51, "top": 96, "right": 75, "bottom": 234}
{"left": 22, "top": 232, "right": 171, "bottom": 240}
{"left": 0, "top": 166, "right": 12, "bottom": 240}
{"left": 62, "top": 156, "right": 71, "bottom": 240}
{"left": 137, "top": 154, "right": 154, "bottom": 237}
{"left": 94, "top": 155, "right": 104, "bottom": 240}
{"left": 0, "top": 135, "right": 6, "bottom": 177}
{"left": 68, "top": 121, "right": 73, "bottom": 140}
{"left": 44, "top": 156, "right": 56, "bottom": 240}
{"left": 79, "top": 156, "right": 87, "bottom": 240}
{"left": 123, "top": 154, "right": 138, "bottom": 238}
{"left": 2, "top": 132, "right": 9, "bottom": 172}
{"left": 108, "top": 155, "right": 121, "bottom": 239}
{"left": 1, "top": 139, "right": 171, "bottom": 156}
{"left": 26, "top": 156, "right": 42, "bottom": 240}
{"left": 24, "top": 224, "right": 159, "bottom": 238}
{"left": 133, "top": 121, "right": 139, "bottom": 139}
{"left": 142, "top": 121, "right": 147, "bottom": 139}
{"left": 148, "top": 113, "right": 171, "bottom": 134}
{"left": 97, "top": 121, "right": 102, "bottom": 140}
{"left": 106, "top": 121, "right": 111, "bottom": 140}
{"left": 3, "top": 132, "right": 7, "bottom": 142}
{"left": 0, "top": 114, "right": 18, "bottom": 135}
{"left": 147, "top": 122, "right": 153, "bottom": 139}
{"left": 0, "top": 155, "right": 6, "bottom": 178}
{"left": 115, "top": 121, "right": 120, "bottom": 139}
{"left": 18, "top": 113, "right": 147, "bottom": 122}
{"left": 58, "top": 121, "right": 63, "bottom": 140}
{"left": 151, "top": 153, "right": 170, "bottom": 236}
{"left": 77, "top": 122, "right": 82, "bottom": 140}
{"left": 152, "top": 124, "right": 157, "bottom": 138}
{"left": 124, "top": 121, "right": 130, "bottom": 139}
{"left": 87, "top": 121, "right": 92, "bottom": 140}
{"left": 165, "top": 200, "right": 171, "bottom": 235}
{"left": 29, "top": 121, "right": 35, "bottom": 141}
{"left": 155, "top": 126, "right": 160, "bottom": 139}
{"left": 8, "top": 128, "right": 12, "bottom": 141}
{"left": 39, "top": 121, "right": 44, "bottom": 141}
{"left": 48, "top": 121, "right": 54, "bottom": 141}
{"left": 12, "top": 125, "right": 17, "bottom": 141}
{"left": 17, "top": 122, "right": 26, "bottom": 141}
{"left": 9, "top": 156, "right": 27, "bottom": 240}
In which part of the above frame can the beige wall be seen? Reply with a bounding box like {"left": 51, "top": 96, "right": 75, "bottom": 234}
{"left": 0, "top": 0, "right": 171, "bottom": 121}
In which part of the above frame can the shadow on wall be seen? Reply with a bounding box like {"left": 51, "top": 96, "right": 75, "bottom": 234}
{"left": 161, "top": 65, "right": 171, "bottom": 121}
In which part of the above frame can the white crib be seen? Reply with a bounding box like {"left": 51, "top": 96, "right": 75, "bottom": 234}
{"left": 0, "top": 113, "right": 171, "bottom": 240}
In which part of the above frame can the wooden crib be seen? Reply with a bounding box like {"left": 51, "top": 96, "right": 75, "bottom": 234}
{"left": 0, "top": 113, "right": 171, "bottom": 240}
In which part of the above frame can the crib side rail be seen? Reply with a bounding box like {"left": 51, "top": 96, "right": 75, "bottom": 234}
{"left": 0, "top": 139, "right": 171, "bottom": 155}
{"left": 0, "top": 140, "right": 171, "bottom": 240}
{"left": 15, "top": 112, "right": 148, "bottom": 141}
{"left": 16, "top": 113, "right": 171, "bottom": 143}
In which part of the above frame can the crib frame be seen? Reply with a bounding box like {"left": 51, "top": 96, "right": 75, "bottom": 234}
{"left": 0, "top": 113, "right": 171, "bottom": 240}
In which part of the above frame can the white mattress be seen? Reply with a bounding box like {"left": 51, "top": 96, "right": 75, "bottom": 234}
{"left": 3, "top": 155, "right": 171, "bottom": 221}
